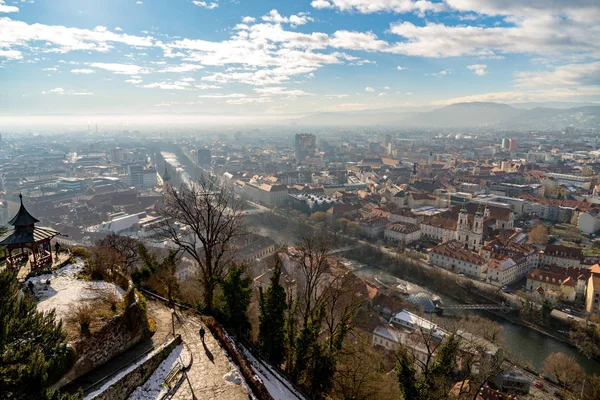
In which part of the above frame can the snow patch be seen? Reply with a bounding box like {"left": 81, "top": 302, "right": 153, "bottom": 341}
{"left": 223, "top": 369, "right": 243, "bottom": 385}
{"left": 25, "top": 259, "right": 124, "bottom": 322}
{"left": 240, "top": 345, "right": 305, "bottom": 400}
{"left": 128, "top": 344, "right": 191, "bottom": 400}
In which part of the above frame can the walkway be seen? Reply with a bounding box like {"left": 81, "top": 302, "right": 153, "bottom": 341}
{"left": 147, "top": 301, "right": 249, "bottom": 400}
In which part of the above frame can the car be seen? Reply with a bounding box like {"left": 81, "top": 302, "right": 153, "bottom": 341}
{"left": 567, "top": 315, "right": 574, "bottom": 320}
{"left": 459, "top": 273, "right": 465, "bottom": 277}
{"left": 534, "top": 381, "right": 544, "bottom": 390}
{"left": 501, "top": 286, "right": 508, "bottom": 291}
{"left": 563, "top": 308, "right": 571, "bottom": 314}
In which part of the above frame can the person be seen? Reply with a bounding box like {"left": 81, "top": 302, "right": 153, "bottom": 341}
{"left": 199, "top": 327, "right": 206, "bottom": 342}
{"left": 54, "top": 242, "right": 60, "bottom": 257}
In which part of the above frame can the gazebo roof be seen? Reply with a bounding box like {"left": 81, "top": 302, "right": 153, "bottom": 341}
{"left": 0, "top": 226, "right": 59, "bottom": 246}
{"left": 8, "top": 194, "right": 39, "bottom": 227}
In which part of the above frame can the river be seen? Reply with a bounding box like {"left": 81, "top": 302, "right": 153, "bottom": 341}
{"left": 350, "top": 263, "right": 600, "bottom": 375}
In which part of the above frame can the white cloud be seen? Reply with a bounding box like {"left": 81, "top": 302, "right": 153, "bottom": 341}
{"left": 136, "top": 1, "right": 143, "bottom": 5}
{"left": 143, "top": 81, "right": 192, "bottom": 90}
{"left": 262, "top": 10, "right": 313, "bottom": 27}
{"left": 242, "top": 16, "right": 256, "bottom": 24}
{"left": 192, "top": 1, "right": 218, "bottom": 9}
{"left": 41, "top": 87, "right": 93, "bottom": 95}
{"left": 158, "top": 63, "right": 204, "bottom": 73}
{"left": 365, "top": 86, "right": 375, "bottom": 92}
{"left": 310, "top": 0, "right": 445, "bottom": 16}
{"left": 125, "top": 78, "right": 143, "bottom": 84}
{"left": 514, "top": 62, "right": 600, "bottom": 88}
{"left": 89, "top": 62, "right": 150, "bottom": 75}
{"left": 405, "top": 92, "right": 413, "bottom": 95}
{"left": 114, "top": 27, "right": 123, "bottom": 31}
{"left": 197, "top": 93, "right": 247, "bottom": 98}
{"left": 431, "top": 69, "right": 451, "bottom": 77}
{"left": 0, "top": 18, "right": 154, "bottom": 56}
{"left": 0, "top": 49, "right": 22, "bottom": 59}
{"left": 180, "top": 77, "right": 195, "bottom": 82}
{"left": 195, "top": 83, "right": 221, "bottom": 89}
{"left": 41, "top": 87, "right": 64, "bottom": 94}
{"left": 325, "top": 94, "right": 350, "bottom": 98}
{"left": 71, "top": 68, "right": 96, "bottom": 74}
{"left": 311, "top": 0, "right": 333, "bottom": 9}
{"left": 396, "top": 65, "right": 407, "bottom": 71}
{"left": 378, "top": 92, "right": 387, "bottom": 96}
{"left": 467, "top": 64, "right": 488, "bottom": 76}
{"left": 0, "top": 0, "right": 18, "bottom": 13}
{"left": 384, "top": 86, "right": 390, "bottom": 90}
{"left": 225, "top": 97, "right": 272, "bottom": 105}
{"left": 254, "top": 87, "right": 310, "bottom": 96}
{"left": 41, "top": 67, "right": 57, "bottom": 71}
{"left": 434, "top": 86, "right": 600, "bottom": 105}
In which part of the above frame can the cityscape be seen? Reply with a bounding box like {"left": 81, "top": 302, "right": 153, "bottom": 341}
{"left": 2, "top": 1, "right": 600, "bottom": 400}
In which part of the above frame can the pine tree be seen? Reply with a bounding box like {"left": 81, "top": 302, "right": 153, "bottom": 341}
{"left": 0, "top": 269, "right": 80, "bottom": 400}
{"left": 221, "top": 266, "right": 252, "bottom": 337}
{"left": 258, "top": 260, "right": 287, "bottom": 366}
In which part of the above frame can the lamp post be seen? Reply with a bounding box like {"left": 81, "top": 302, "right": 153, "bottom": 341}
{"left": 170, "top": 308, "right": 175, "bottom": 336}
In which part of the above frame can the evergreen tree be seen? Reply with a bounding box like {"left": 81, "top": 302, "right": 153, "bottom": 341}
{"left": 258, "top": 260, "right": 287, "bottom": 366}
{"left": 0, "top": 269, "right": 80, "bottom": 400}
{"left": 135, "top": 245, "right": 180, "bottom": 304}
{"left": 221, "top": 266, "right": 252, "bottom": 337}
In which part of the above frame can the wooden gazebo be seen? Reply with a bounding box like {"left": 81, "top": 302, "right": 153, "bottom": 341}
{"left": 0, "top": 194, "right": 60, "bottom": 269}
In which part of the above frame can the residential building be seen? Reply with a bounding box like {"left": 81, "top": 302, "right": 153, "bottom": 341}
{"left": 384, "top": 222, "right": 421, "bottom": 244}
{"left": 526, "top": 265, "right": 590, "bottom": 302}
{"left": 540, "top": 244, "right": 584, "bottom": 269}
{"left": 243, "top": 182, "right": 289, "bottom": 207}
{"left": 428, "top": 240, "right": 487, "bottom": 278}
{"left": 586, "top": 264, "right": 600, "bottom": 316}
{"left": 578, "top": 209, "right": 600, "bottom": 234}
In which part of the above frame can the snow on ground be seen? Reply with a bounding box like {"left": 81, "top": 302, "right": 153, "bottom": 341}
{"left": 128, "top": 344, "right": 191, "bottom": 400}
{"left": 239, "top": 345, "right": 306, "bottom": 400}
{"left": 85, "top": 339, "right": 181, "bottom": 400}
{"left": 25, "top": 259, "right": 124, "bottom": 322}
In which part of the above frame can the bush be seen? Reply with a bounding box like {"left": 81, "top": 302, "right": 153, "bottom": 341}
{"left": 71, "top": 247, "right": 92, "bottom": 259}
{"left": 71, "top": 303, "right": 95, "bottom": 334}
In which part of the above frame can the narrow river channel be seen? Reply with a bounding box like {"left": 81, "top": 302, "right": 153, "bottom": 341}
{"left": 352, "top": 264, "right": 600, "bottom": 375}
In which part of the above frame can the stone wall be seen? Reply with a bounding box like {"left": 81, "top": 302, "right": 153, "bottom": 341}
{"left": 88, "top": 335, "right": 182, "bottom": 400}
{"left": 55, "top": 282, "right": 151, "bottom": 388}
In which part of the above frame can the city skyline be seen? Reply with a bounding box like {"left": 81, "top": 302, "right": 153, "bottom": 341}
{"left": 0, "top": 0, "right": 599, "bottom": 121}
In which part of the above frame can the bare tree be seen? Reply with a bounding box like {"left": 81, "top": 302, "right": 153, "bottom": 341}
{"left": 294, "top": 235, "right": 334, "bottom": 326}
{"left": 542, "top": 352, "right": 586, "bottom": 392}
{"left": 151, "top": 174, "right": 244, "bottom": 312}
{"left": 97, "top": 233, "right": 140, "bottom": 273}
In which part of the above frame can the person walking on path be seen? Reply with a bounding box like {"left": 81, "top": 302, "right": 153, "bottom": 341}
{"left": 199, "top": 327, "right": 206, "bottom": 343}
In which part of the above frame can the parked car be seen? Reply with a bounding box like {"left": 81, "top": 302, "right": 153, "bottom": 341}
{"left": 534, "top": 381, "right": 544, "bottom": 390}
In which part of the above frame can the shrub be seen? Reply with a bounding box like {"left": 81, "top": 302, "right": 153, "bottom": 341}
{"left": 71, "top": 246, "right": 92, "bottom": 259}
{"left": 71, "top": 303, "right": 95, "bottom": 334}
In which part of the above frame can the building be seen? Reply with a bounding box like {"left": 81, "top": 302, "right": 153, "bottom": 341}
{"left": 128, "top": 164, "right": 144, "bottom": 188}
{"left": 578, "top": 209, "right": 600, "bottom": 234}
{"left": 456, "top": 205, "right": 485, "bottom": 251}
{"left": 586, "top": 264, "right": 600, "bottom": 316}
{"left": 428, "top": 240, "right": 487, "bottom": 278}
{"left": 161, "top": 165, "right": 172, "bottom": 193}
{"left": 243, "top": 182, "right": 288, "bottom": 207}
{"left": 142, "top": 167, "right": 158, "bottom": 189}
{"left": 358, "top": 216, "right": 389, "bottom": 239}
{"left": 508, "top": 138, "right": 517, "bottom": 152}
{"left": 384, "top": 222, "right": 421, "bottom": 244}
{"left": 480, "top": 238, "right": 537, "bottom": 286}
{"left": 540, "top": 244, "right": 584, "bottom": 269}
{"left": 526, "top": 266, "right": 590, "bottom": 302}
{"left": 545, "top": 172, "right": 596, "bottom": 191}
{"left": 295, "top": 133, "right": 316, "bottom": 162}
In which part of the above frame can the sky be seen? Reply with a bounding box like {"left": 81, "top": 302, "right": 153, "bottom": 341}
{"left": 0, "top": 0, "right": 599, "bottom": 120}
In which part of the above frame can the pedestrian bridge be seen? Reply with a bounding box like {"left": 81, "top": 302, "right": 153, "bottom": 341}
{"left": 439, "top": 303, "right": 509, "bottom": 311}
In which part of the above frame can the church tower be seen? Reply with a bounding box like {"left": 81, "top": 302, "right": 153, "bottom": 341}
{"left": 162, "top": 165, "right": 172, "bottom": 193}
{"left": 409, "top": 162, "right": 418, "bottom": 185}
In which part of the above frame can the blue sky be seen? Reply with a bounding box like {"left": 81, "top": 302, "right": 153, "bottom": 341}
{"left": 0, "top": 0, "right": 599, "bottom": 118}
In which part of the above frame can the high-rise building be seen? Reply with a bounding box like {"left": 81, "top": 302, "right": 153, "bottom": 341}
{"left": 295, "top": 133, "right": 316, "bottom": 161}
{"left": 197, "top": 148, "right": 211, "bottom": 167}
{"left": 508, "top": 138, "right": 517, "bottom": 152}
{"left": 128, "top": 164, "right": 144, "bottom": 188}
{"left": 501, "top": 138, "right": 509, "bottom": 149}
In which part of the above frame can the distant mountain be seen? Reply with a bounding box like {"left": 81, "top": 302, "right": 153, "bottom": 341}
{"left": 509, "top": 101, "right": 600, "bottom": 110}
{"left": 402, "top": 102, "right": 523, "bottom": 128}
{"left": 291, "top": 102, "right": 600, "bottom": 129}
